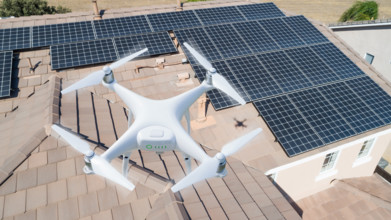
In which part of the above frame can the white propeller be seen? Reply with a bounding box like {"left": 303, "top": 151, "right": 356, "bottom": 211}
{"left": 183, "top": 42, "right": 246, "bottom": 105}
{"left": 51, "top": 125, "right": 135, "bottom": 191}
{"left": 61, "top": 48, "right": 148, "bottom": 94}
{"left": 171, "top": 128, "right": 262, "bottom": 192}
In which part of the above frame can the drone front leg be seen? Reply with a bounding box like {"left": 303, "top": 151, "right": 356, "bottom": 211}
{"left": 122, "top": 151, "right": 131, "bottom": 177}
{"left": 182, "top": 153, "right": 192, "bottom": 174}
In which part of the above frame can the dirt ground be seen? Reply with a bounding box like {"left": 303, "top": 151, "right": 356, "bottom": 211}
{"left": 46, "top": 0, "right": 391, "bottom": 24}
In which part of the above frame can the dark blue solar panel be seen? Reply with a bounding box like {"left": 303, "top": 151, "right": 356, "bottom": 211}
{"left": 204, "top": 24, "right": 252, "bottom": 58}
{"left": 254, "top": 95, "right": 324, "bottom": 157}
{"left": 288, "top": 88, "right": 355, "bottom": 144}
{"left": 147, "top": 10, "right": 201, "bottom": 31}
{"left": 257, "top": 51, "right": 312, "bottom": 92}
{"left": 0, "top": 27, "right": 31, "bottom": 50}
{"left": 114, "top": 32, "right": 177, "bottom": 58}
{"left": 32, "top": 21, "right": 95, "bottom": 48}
{"left": 0, "top": 51, "right": 13, "bottom": 97}
{"left": 318, "top": 81, "right": 385, "bottom": 133}
{"left": 346, "top": 76, "right": 391, "bottom": 124}
{"left": 285, "top": 47, "right": 339, "bottom": 85}
{"left": 232, "top": 21, "right": 280, "bottom": 53}
{"left": 93, "top": 15, "right": 152, "bottom": 39}
{"left": 237, "top": 3, "right": 285, "bottom": 20}
{"left": 174, "top": 28, "right": 222, "bottom": 65}
{"left": 283, "top": 16, "right": 328, "bottom": 44}
{"left": 225, "top": 55, "right": 282, "bottom": 100}
{"left": 257, "top": 18, "right": 305, "bottom": 48}
{"left": 311, "top": 43, "right": 364, "bottom": 79}
{"left": 194, "top": 6, "right": 246, "bottom": 25}
{"left": 193, "top": 61, "right": 250, "bottom": 110}
{"left": 50, "top": 39, "right": 117, "bottom": 70}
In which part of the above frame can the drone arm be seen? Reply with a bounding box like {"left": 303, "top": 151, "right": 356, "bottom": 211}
{"left": 184, "top": 109, "right": 190, "bottom": 134}
{"left": 172, "top": 81, "right": 212, "bottom": 120}
{"left": 102, "top": 121, "right": 141, "bottom": 161}
{"left": 173, "top": 124, "right": 209, "bottom": 163}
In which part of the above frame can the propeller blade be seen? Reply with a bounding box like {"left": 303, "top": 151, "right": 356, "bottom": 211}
{"left": 183, "top": 42, "right": 213, "bottom": 71}
{"left": 51, "top": 125, "right": 92, "bottom": 155}
{"left": 61, "top": 70, "right": 105, "bottom": 94}
{"left": 221, "top": 128, "right": 262, "bottom": 156}
{"left": 212, "top": 73, "right": 246, "bottom": 105}
{"left": 171, "top": 157, "right": 219, "bottom": 192}
{"left": 91, "top": 156, "right": 135, "bottom": 191}
{"left": 110, "top": 48, "right": 148, "bottom": 70}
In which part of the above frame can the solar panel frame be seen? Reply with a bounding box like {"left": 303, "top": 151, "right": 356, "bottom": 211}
{"left": 257, "top": 18, "right": 305, "bottom": 48}
{"left": 254, "top": 95, "right": 324, "bottom": 157}
{"left": 225, "top": 55, "right": 282, "bottom": 100}
{"left": 311, "top": 43, "right": 365, "bottom": 79}
{"left": 232, "top": 21, "right": 280, "bottom": 53}
{"left": 192, "top": 61, "right": 250, "bottom": 110}
{"left": 282, "top": 16, "right": 328, "bottom": 44}
{"left": 285, "top": 47, "right": 340, "bottom": 85}
{"left": 0, "top": 51, "right": 13, "bottom": 97}
{"left": 288, "top": 88, "right": 356, "bottom": 144}
{"left": 50, "top": 38, "right": 118, "bottom": 70}
{"left": 93, "top": 15, "right": 152, "bottom": 39}
{"left": 0, "top": 27, "right": 31, "bottom": 51}
{"left": 114, "top": 32, "right": 177, "bottom": 58}
{"left": 194, "top": 6, "right": 246, "bottom": 25}
{"left": 174, "top": 28, "right": 223, "bottom": 65}
{"left": 237, "top": 2, "right": 285, "bottom": 20}
{"left": 32, "top": 21, "right": 96, "bottom": 48}
{"left": 204, "top": 24, "right": 252, "bottom": 59}
{"left": 257, "top": 51, "right": 313, "bottom": 92}
{"left": 147, "top": 10, "right": 202, "bottom": 32}
{"left": 318, "top": 81, "right": 385, "bottom": 134}
{"left": 345, "top": 76, "right": 391, "bottom": 124}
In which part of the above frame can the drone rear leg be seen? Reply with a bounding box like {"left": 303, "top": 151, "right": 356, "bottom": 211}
{"left": 122, "top": 151, "right": 131, "bottom": 177}
{"left": 182, "top": 153, "right": 192, "bottom": 174}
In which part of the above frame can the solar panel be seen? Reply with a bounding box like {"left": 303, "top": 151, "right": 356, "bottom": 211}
{"left": 225, "top": 55, "right": 282, "bottom": 100}
{"left": 311, "top": 43, "right": 364, "bottom": 79}
{"left": 346, "top": 76, "right": 391, "bottom": 124}
{"left": 254, "top": 95, "right": 324, "bottom": 157}
{"left": 194, "top": 6, "right": 246, "bottom": 25}
{"left": 285, "top": 47, "right": 339, "bottom": 85}
{"left": 283, "top": 16, "right": 328, "bottom": 44}
{"left": 174, "top": 28, "right": 222, "bottom": 65}
{"left": 114, "top": 32, "right": 177, "bottom": 58}
{"left": 93, "top": 15, "right": 152, "bottom": 39}
{"left": 237, "top": 2, "right": 285, "bottom": 20}
{"left": 318, "top": 81, "right": 385, "bottom": 133}
{"left": 0, "top": 27, "right": 31, "bottom": 51}
{"left": 192, "top": 61, "right": 250, "bottom": 110}
{"left": 147, "top": 11, "right": 201, "bottom": 31}
{"left": 232, "top": 21, "right": 280, "bottom": 53}
{"left": 50, "top": 38, "right": 117, "bottom": 70}
{"left": 204, "top": 24, "right": 252, "bottom": 58}
{"left": 257, "top": 18, "right": 305, "bottom": 48}
{"left": 0, "top": 51, "right": 13, "bottom": 97}
{"left": 288, "top": 88, "right": 355, "bottom": 144}
{"left": 32, "top": 21, "right": 95, "bottom": 48}
{"left": 257, "top": 51, "right": 312, "bottom": 92}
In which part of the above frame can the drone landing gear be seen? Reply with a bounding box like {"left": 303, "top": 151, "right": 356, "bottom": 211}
{"left": 122, "top": 152, "right": 131, "bottom": 177}
{"left": 182, "top": 153, "right": 192, "bottom": 174}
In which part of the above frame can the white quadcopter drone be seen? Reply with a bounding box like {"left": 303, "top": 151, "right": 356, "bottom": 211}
{"left": 52, "top": 43, "right": 262, "bottom": 192}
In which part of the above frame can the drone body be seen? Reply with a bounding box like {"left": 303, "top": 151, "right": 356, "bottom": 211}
{"left": 53, "top": 43, "right": 262, "bottom": 192}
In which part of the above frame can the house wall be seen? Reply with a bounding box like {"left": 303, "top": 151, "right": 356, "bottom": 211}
{"left": 332, "top": 25, "right": 391, "bottom": 82}
{"left": 265, "top": 128, "right": 391, "bottom": 201}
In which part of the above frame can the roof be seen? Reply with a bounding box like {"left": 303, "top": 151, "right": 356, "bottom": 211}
{"left": 329, "top": 18, "right": 391, "bottom": 29}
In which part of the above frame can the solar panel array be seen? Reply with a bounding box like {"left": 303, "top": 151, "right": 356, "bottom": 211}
{"left": 0, "top": 3, "right": 285, "bottom": 52}
{"left": 51, "top": 32, "right": 177, "bottom": 70}
{"left": 0, "top": 51, "right": 13, "bottom": 97}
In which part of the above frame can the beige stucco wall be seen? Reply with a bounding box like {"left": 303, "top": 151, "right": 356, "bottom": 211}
{"left": 332, "top": 26, "right": 391, "bottom": 82}
{"left": 268, "top": 130, "right": 391, "bottom": 201}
